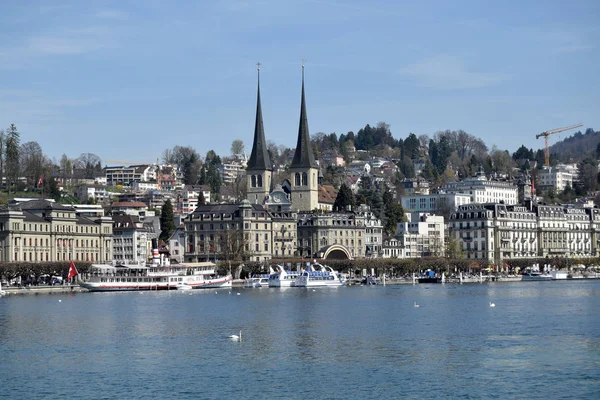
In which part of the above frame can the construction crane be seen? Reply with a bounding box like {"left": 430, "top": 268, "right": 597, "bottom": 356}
{"left": 104, "top": 159, "right": 155, "bottom": 166}
{"left": 535, "top": 123, "right": 583, "bottom": 167}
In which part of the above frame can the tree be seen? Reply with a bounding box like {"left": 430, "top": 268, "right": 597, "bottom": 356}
{"left": 445, "top": 235, "right": 463, "bottom": 259}
{"left": 219, "top": 227, "right": 251, "bottom": 278}
{"left": 231, "top": 140, "right": 245, "bottom": 157}
{"left": 75, "top": 153, "right": 102, "bottom": 178}
{"left": 382, "top": 187, "right": 405, "bottom": 235}
{"left": 59, "top": 154, "right": 73, "bottom": 186}
{"left": 20, "top": 141, "right": 45, "bottom": 188}
{"left": 577, "top": 157, "right": 598, "bottom": 194}
{"left": 159, "top": 199, "right": 175, "bottom": 242}
{"left": 333, "top": 183, "right": 355, "bottom": 211}
{"left": 164, "top": 146, "right": 202, "bottom": 185}
{"left": 0, "top": 129, "right": 5, "bottom": 189}
{"left": 5, "top": 124, "right": 20, "bottom": 192}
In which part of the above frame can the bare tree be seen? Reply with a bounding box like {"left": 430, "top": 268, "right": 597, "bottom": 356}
{"left": 230, "top": 139, "right": 245, "bottom": 157}
{"left": 219, "top": 227, "right": 252, "bottom": 279}
{"left": 231, "top": 174, "right": 247, "bottom": 203}
{"left": 20, "top": 141, "right": 45, "bottom": 187}
{"left": 75, "top": 153, "right": 102, "bottom": 178}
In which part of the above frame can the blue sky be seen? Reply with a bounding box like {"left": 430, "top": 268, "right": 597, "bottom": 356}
{"left": 0, "top": 0, "right": 598, "bottom": 164}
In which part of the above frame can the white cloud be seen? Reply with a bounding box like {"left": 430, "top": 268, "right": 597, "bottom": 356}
{"left": 399, "top": 55, "right": 510, "bottom": 90}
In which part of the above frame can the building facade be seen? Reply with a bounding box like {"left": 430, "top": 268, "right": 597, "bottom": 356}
{"left": 396, "top": 212, "right": 445, "bottom": 258}
{"left": 112, "top": 215, "right": 149, "bottom": 265}
{"left": 443, "top": 172, "right": 518, "bottom": 205}
{"left": 183, "top": 200, "right": 296, "bottom": 263}
{"left": 297, "top": 212, "right": 367, "bottom": 259}
{"left": 401, "top": 192, "right": 471, "bottom": 214}
{"left": 450, "top": 203, "right": 600, "bottom": 265}
{"left": 0, "top": 199, "right": 113, "bottom": 263}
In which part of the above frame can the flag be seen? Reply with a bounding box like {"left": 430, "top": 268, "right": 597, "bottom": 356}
{"left": 37, "top": 175, "right": 43, "bottom": 187}
{"left": 67, "top": 261, "right": 78, "bottom": 280}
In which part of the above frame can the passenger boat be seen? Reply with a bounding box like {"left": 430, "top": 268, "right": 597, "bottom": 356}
{"left": 79, "top": 261, "right": 232, "bottom": 292}
{"left": 268, "top": 265, "right": 301, "bottom": 287}
{"left": 294, "top": 263, "right": 345, "bottom": 288}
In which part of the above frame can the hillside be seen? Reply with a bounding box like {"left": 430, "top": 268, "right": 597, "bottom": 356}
{"left": 548, "top": 127, "right": 599, "bottom": 163}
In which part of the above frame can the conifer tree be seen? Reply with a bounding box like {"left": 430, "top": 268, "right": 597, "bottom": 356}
{"left": 159, "top": 199, "right": 175, "bottom": 242}
{"left": 333, "top": 183, "right": 355, "bottom": 211}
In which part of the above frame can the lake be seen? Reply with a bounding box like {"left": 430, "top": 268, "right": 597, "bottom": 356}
{"left": 1, "top": 280, "right": 599, "bottom": 399}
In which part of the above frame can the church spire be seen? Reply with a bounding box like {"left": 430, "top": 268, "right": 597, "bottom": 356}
{"left": 291, "top": 59, "right": 318, "bottom": 169}
{"left": 247, "top": 62, "right": 272, "bottom": 171}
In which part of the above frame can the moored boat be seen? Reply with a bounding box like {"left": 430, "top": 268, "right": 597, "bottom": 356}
{"left": 268, "top": 265, "right": 301, "bottom": 287}
{"left": 294, "top": 262, "right": 345, "bottom": 288}
{"left": 521, "top": 271, "right": 553, "bottom": 281}
{"left": 79, "top": 262, "right": 232, "bottom": 292}
{"left": 243, "top": 274, "right": 270, "bottom": 288}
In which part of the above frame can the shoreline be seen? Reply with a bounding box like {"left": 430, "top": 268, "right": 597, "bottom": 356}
{"left": 3, "top": 276, "right": 599, "bottom": 296}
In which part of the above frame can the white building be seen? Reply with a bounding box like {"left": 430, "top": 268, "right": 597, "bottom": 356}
{"left": 105, "top": 164, "right": 157, "bottom": 187}
{"left": 395, "top": 212, "right": 445, "bottom": 258}
{"left": 401, "top": 193, "right": 471, "bottom": 214}
{"left": 76, "top": 185, "right": 113, "bottom": 204}
{"left": 355, "top": 204, "right": 383, "bottom": 257}
{"left": 450, "top": 203, "right": 600, "bottom": 265}
{"left": 220, "top": 160, "right": 246, "bottom": 184}
{"left": 168, "top": 227, "right": 186, "bottom": 263}
{"left": 131, "top": 181, "right": 159, "bottom": 191}
{"left": 538, "top": 165, "right": 574, "bottom": 192}
{"left": 443, "top": 172, "right": 518, "bottom": 205}
{"left": 112, "top": 215, "right": 149, "bottom": 265}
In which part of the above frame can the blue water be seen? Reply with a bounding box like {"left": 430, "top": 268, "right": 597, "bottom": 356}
{"left": 1, "top": 281, "right": 599, "bottom": 399}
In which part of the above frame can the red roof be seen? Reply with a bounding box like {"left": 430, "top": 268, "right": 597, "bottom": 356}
{"left": 112, "top": 201, "right": 148, "bottom": 208}
{"left": 318, "top": 185, "right": 337, "bottom": 205}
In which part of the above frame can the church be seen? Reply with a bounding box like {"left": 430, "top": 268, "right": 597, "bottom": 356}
{"left": 246, "top": 63, "right": 320, "bottom": 212}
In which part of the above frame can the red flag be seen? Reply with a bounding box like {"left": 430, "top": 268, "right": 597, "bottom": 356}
{"left": 67, "top": 261, "right": 78, "bottom": 280}
{"left": 38, "top": 175, "right": 43, "bottom": 187}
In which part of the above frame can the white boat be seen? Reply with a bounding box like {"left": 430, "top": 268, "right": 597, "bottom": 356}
{"left": 521, "top": 271, "right": 553, "bottom": 281}
{"left": 550, "top": 270, "right": 568, "bottom": 280}
{"left": 79, "top": 262, "right": 232, "bottom": 292}
{"left": 268, "top": 265, "right": 301, "bottom": 287}
{"left": 294, "top": 262, "right": 345, "bottom": 288}
{"left": 243, "top": 273, "right": 271, "bottom": 288}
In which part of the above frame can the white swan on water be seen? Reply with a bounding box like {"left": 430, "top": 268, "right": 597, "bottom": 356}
{"left": 413, "top": 302, "right": 419, "bottom": 308}
{"left": 229, "top": 330, "right": 242, "bottom": 341}
{"left": 489, "top": 302, "right": 496, "bottom": 307}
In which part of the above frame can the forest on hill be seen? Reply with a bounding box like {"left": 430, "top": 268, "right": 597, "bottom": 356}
{"left": 549, "top": 128, "right": 600, "bottom": 163}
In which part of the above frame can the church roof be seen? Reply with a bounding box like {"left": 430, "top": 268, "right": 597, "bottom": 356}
{"left": 291, "top": 66, "right": 318, "bottom": 170}
{"left": 247, "top": 68, "right": 272, "bottom": 171}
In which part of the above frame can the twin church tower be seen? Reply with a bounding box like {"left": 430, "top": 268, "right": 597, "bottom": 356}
{"left": 245, "top": 64, "right": 319, "bottom": 212}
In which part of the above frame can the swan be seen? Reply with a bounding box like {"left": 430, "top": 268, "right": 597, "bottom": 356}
{"left": 237, "top": 293, "right": 241, "bottom": 296}
{"left": 489, "top": 302, "right": 496, "bottom": 307}
{"left": 229, "top": 330, "right": 242, "bottom": 341}
{"left": 413, "top": 302, "right": 419, "bottom": 308}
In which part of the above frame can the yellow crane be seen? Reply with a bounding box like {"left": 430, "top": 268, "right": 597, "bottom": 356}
{"left": 535, "top": 123, "right": 583, "bottom": 167}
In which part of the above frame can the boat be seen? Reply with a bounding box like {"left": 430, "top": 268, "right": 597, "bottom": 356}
{"left": 268, "top": 265, "right": 301, "bottom": 287}
{"left": 293, "top": 262, "right": 345, "bottom": 288}
{"left": 418, "top": 269, "right": 441, "bottom": 283}
{"left": 361, "top": 276, "right": 379, "bottom": 285}
{"left": 550, "top": 270, "right": 568, "bottom": 280}
{"left": 521, "top": 271, "right": 553, "bottom": 281}
{"left": 79, "top": 261, "right": 232, "bottom": 292}
{"left": 243, "top": 274, "right": 270, "bottom": 288}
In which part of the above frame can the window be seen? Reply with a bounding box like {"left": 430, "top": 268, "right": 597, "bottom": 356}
{"left": 302, "top": 172, "right": 308, "bottom": 186}
{"left": 251, "top": 175, "right": 257, "bottom": 187}
{"left": 295, "top": 173, "right": 300, "bottom": 186}
{"left": 257, "top": 174, "right": 263, "bottom": 187}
